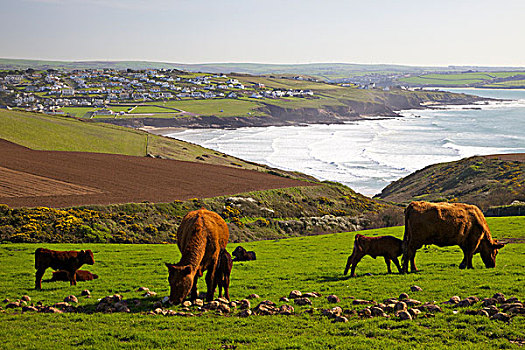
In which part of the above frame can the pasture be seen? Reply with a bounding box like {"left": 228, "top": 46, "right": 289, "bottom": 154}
{"left": 0, "top": 216, "right": 524, "bottom": 349}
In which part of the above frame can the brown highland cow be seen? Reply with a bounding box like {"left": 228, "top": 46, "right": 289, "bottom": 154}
{"left": 402, "top": 201, "right": 506, "bottom": 273}
{"left": 35, "top": 248, "right": 95, "bottom": 289}
{"left": 165, "top": 208, "right": 229, "bottom": 304}
{"left": 51, "top": 269, "right": 98, "bottom": 282}
{"left": 343, "top": 234, "right": 403, "bottom": 277}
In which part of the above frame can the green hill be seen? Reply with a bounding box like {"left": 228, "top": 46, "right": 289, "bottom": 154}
{"left": 375, "top": 155, "right": 525, "bottom": 209}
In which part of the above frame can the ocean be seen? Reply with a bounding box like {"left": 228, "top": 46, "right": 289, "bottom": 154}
{"left": 166, "top": 89, "right": 525, "bottom": 196}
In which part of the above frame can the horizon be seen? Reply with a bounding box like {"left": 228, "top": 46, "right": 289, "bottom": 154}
{"left": 1, "top": 0, "right": 524, "bottom": 67}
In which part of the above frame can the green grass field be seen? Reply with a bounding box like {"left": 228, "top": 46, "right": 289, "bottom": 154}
{"left": 0, "top": 109, "right": 147, "bottom": 155}
{"left": 400, "top": 71, "right": 525, "bottom": 87}
{"left": 1, "top": 216, "right": 523, "bottom": 349}
{"left": 147, "top": 98, "right": 265, "bottom": 117}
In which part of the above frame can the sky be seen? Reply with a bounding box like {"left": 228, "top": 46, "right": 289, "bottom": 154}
{"left": 1, "top": 0, "right": 524, "bottom": 66}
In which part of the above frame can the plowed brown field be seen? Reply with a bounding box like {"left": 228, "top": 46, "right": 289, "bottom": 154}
{"left": 0, "top": 139, "right": 314, "bottom": 208}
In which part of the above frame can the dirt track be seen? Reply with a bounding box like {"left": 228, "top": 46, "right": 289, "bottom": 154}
{"left": 0, "top": 139, "right": 314, "bottom": 208}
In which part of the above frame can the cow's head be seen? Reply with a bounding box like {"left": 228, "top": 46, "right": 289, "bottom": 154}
{"left": 165, "top": 263, "right": 195, "bottom": 305}
{"left": 80, "top": 250, "right": 95, "bottom": 265}
{"left": 232, "top": 246, "right": 246, "bottom": 257}
{"left": 478, "top": 240, "right": 506, "bottom": 268}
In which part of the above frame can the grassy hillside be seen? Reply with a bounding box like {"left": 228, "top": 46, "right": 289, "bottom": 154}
{"left": 0, "top": 182, "right": 397, "bottom": 243}
{"left": 376, "top": 156, "right": 525, "bottom": 209}
{"left": 0, "top": 109, "right": 272, "bottom": 172}
{"left": 400, "top": 71, "right": 525, "bottom": 88}
{"left": 0, "top": 216, "right": 523, "bottom": 349}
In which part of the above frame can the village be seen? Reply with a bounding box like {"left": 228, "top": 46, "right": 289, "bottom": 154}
{"left": 0, "top": 68, "right": 316, "bottom": 116}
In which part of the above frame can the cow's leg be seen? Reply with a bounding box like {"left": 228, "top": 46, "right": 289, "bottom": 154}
{"left": 384, "top": 257, "right": 392, "bottom": 274}
{"left": 224, "top": 277, "right": 230, "bottom": 301}
{"left": 410, "top": 252, "right": 419, "bottom": 273}
{"left": 349, "top": 252, "right": 365, "bottom": 277}
{"left": 403, "top": 247, "right": 419, "bottom": 273}
{"left": 35, "top": 267, "right": 46, "bottom": 290}
{"left": 460, "top": 248, "right": 475, "bottom": 269}
{"left": 392, "top": 257, "right": 403, "bottom": 274}
{"left": 190, "top": 276, "right": 199, "bottom": 301}
{"left": 343, "top": 253, "right": 354, "bottom": 275}
{"left": 205, "top": 261, "right": 217, "bottom": 302}
{"left": 67, "top": 269, "right": 77, "bottom": 286}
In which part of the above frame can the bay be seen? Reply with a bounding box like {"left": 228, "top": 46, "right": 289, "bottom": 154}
{"left": 167, "top": 89, "right": 525, "bottom": 196}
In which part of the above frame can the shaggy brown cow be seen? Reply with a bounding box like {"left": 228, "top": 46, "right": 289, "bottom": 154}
{"left": 212, "top": 248, "right": 233, "bottom": 300}
{"left": 35, "top": 248, "right": 95, "bottom": 290}
{"left": 232, "top": 246, "right": 256, "bottom": 261}
{"left": 165, "top": 208, "right": 229, "bottom": 304}
{"left": 343, "top": 234, "right": 403, "bottom": 277}
{"left": 402, "top": 201, "right": 506, "bottom": 273}
{"left": 51, "top": 270, "right": 98, "bottom": 282}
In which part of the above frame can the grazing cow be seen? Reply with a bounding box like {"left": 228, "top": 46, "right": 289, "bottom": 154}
{"left": 51, "top": 270, "right": 98, "bottom": 282}
{"left": 165, "top": 209, "right": 229, "bottom": 304}
{"left": 343, "top": 234, "right": 403, "bottom": 277}
{"left": 35, "top": 248, "right": 95, "bottom": 290}
{"left": 212, "top": 248, "right": 233, "bottom": 300}
{"left": 402, "top": 201, "right": 506, "bottom": 273}
{"left": 232, "top": 246, "right": 256, "bottom": 261}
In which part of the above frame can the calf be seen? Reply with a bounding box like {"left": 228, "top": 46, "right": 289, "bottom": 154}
{"left": 51, "top": 270, "right": 98, "bottom": 282}
{"left": 35, "top": 248, "right": 95, "bottom": 290}
{"left": 232, "top": 246, "right": 256, "bottom": 261}
{"left": 212, "top": 248, "right": 233, "bottom": 300}
{"left": 343, "top": 234, "right": 403, "bottom": 277}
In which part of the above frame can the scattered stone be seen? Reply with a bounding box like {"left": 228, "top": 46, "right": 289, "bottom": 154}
{"left": 6, "top": 302, "right": 20, "bottom": 309}
{"left": 238, "top": 309, "right": 252, "bottom": 317}
{"left": 22, "top": 306, "right": 38, "bottom": 312}
{"left": 384, "top": 304, "right": 396, "bottom": 313}
{"left": 218, "top": 304, "right": 230, "bottom": 313}
{"left": 371, "top": 307, "right": 386, "bottom": 317}
{"left": 343, "top": 309, "right": 357, "bottom": 316}
{"left": 353, "top": 299, "right": 373, "bottom": 305}
{"left": 279, "top": 304, "right": 294, "bottom": 315}
{"left": 46, "top": 307, "right": 63, "bottom": 314}
{"left": 508, "top": 306, "right": 525, "bottom": 314}
{"left": 279, "top": 297, "right": 289, "bottom": 302}
{"left": 180, "top": 307, "right": 191, "bottom": 312}
{"left": 143, "top": 291, "right": 157, "bottom": 298}
{"left": 399, "top": 293, "right": 409, "bottom": 300}
{"left": 216, "top": 297, "right": 229, "bottom": 304}
{"left": 467, "top": 296, "right": 480, "bottom": 303}
{"left": 444, "top": 296, "right": 461, "bottom": 304}
{"left": 3, "top": 299, "right": 10, "bottom": 303}
{"left": 289, "top": 290, "right": 302, "bottom": 299}
{"left": 477, "top": 309, "right": 490, "bottom": 317}
{"left": 493, "top": 293, "right": 506, "bottom": 303}
{"left": 54, "top": 302, "right": 71, "bottom": 309}
{"left": 194, "top": 299, "right": 204, "bottom": 307}
{"left": 21, "top": 295, "right": 31, "bottom": 302}
{"left": 206, "top": 301, "right": 220, "bottom": 310}
{"left": 154, "top": 308, "right": 165, "bottom": 315}
{"left": 322, "top": 306, "right": 343, "bottom": 319}
{"left": 153, "top": 301, "right": 163, "bottom": 309}
{"left": 491, "top": 312, "right": 511, "bottom": 322}
{"left": 114, "top": 301, "right": 130, "bottom": 313}
{"left": 327, "top": 295, "right": 340, "bottom": 303}
{"left": 182, "top": 301, "right": 192, "bottom": 307}
{"left": 254, "top": 303, "right": 278, "bottom": 315}
{"left": 229, "top": 301, "right": 237, "bottom": 308}
{"left": 397, "top": 310, "right": 412, "bottom": 320}
{"left": 137, "top": 287, "right": 149, "bottom": 292}
{"left": 333, "top": 316, "right": 348, "bottom": 323}
{"left": 239, "top": 299, "right": 250, "bottom": 310}
{"left": 81, "top": 290, "right": 91, "bottom": 297}
{"left": 457, "top": 298, "right": 474, "bottom": 308}
{"left": 408, "top": 308, "right": 421, "bottom": 318}
{"left": 64, "top": 295, "right": 78, "bottom": 304}
{"left": 384, "top": 298, "right": 398, "bottom": 304}
{"left": 483, "top": 306, "right": 499, "bottom": 316}
{"left": 302, "top": 292, "right": 319, "bottom": 298}
{"left": 482, "top": 298, "right": 497, "bottom": 307}
{"left": 294, "top": 297, "right": 312, "bottom": 306}
{"left": 501, "top": 303, "right": 523, "bottom": 311}
{"left": 394, "top": 301, "right": 407, "bottom": 312}
{"left": 418, "top": 303, "right": 442, "bottom": 313}
{"left": 410, "top": 285, "right": 423, "bottom": 292}
{"left": 247, "top": 294, "right": 260, "bottom": 299}
{"left": 404, "top": 299, "right": 422, "bottom": 307}
{"left": 358, "top": 308, "right": 372, "bottom": 318}
{"left": 505, "top": 297, "right": 520, "bottom": 304}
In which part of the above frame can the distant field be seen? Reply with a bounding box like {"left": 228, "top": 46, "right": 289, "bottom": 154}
{"left": 147, "top": 98, "right": 265, "bottom": 117}
{"left": 0, "top": 109, "right": 146, "bottom": 155}
{"left": 129, "top": 105, "right": 178, "bottom": 114}
{"left": 0, "top": 216, "right": 523, "bottom": 349}
{"left": 400, "top": 71, "right": 525, "bottom": 87}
